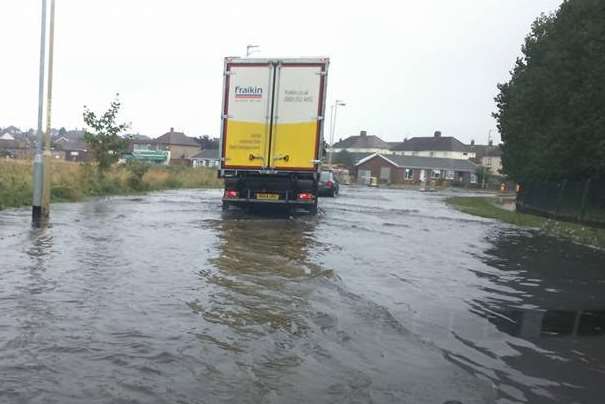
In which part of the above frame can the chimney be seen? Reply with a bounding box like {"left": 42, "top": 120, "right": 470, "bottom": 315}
{"left": 488, "top": 139, "right": 493, "bottom": 147}
{"left": 434, "top": 131, "right": 442, "bottom": 137}
{"left": 470, "top": 139, "right": 475, "bottom": 146}
{"left": 170, "top": 127, "right": 174, "bottom": 133}
{"left": 360, "top": 130, "right": 367, "bottom": 137}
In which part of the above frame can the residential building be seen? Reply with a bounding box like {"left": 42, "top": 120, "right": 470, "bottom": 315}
{"left": 54, "top": 138, "right": 92, "bottom": 162}
{"left": 468, "top": 141, "right": 503, "bottom": 176}
{"left": 191, "top": 149, "right": 220, "bottom": 168}
{"left": 155, "top": 128, "right": 200, "bottom": 161}
{"left": 129, "top": 128, "right": 200, "bottom": 164}
{"left": 0, "top": 137, "right": 33, "bottom": 159}
{"left": 330, "top": 130, "right": 391, "bottom": 154}
{"left": 354, "top": 153, "right": 478, "bottom": 185}
{"left": 390, "top": 131, "right": 475, "bottom": 160}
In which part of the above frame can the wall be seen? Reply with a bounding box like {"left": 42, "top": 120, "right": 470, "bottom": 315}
{"left": 168, "top": 145, "right": 200, "bottom": 160}
{"left": 481, "top": 156, "right": 503, "bottom": 176}
{"left": 355, "top": 157, "right": 404, "bottom": 184}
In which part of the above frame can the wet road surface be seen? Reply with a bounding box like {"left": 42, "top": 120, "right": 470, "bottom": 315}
{"left": 1, "top": 187, "right": 604, "bottom": 403}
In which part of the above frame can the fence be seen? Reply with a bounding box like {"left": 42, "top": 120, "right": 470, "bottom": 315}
{"left": 517, "top": 178, "right": 605, "bottom": 227}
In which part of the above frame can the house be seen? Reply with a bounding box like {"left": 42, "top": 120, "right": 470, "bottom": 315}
{"left": 0, "top": 137, "right": 33, "bottom": 159}
{"left": 390, "top": 131, "right": 475, "bottom": 160}
{"left": 155, "top": 128, "right": 200, "bottom": 162}
{"left": 55, "top": 138, "right": 92, "bottom": 162}
{"left": 191, "top": 149, "right": 220, "bottom": 168}
{"left": 330, "top": 130, "right": 391, "bottom": 154}
{"left": 354, "top": 153, "right": 478, "bottom": 185}
{"left": 468, "top": 141, "right": 503, "bottom": 176}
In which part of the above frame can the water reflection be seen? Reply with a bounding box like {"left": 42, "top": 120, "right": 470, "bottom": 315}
{"left": 477, "top": 307, "right": 605, "bottom": 339}
{"left": 192, "top": 214, "right": 328, "bottom": 338}
{"left": 455, "top": 229, "right": 605, "bottom": 403}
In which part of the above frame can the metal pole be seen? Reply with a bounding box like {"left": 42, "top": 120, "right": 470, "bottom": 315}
{"left": 246, "top": 44, "right": 259, "bottom": 57}
{"left": 327, "top": 103, "right": 335, "bottom": 166}
{"left": 328, "top": 103, "right": 341, "bottom": 166}
{"left": 32, "top": 0, "right": 47, "bottom": 225}
{"left": 41, "top": 0, "right": 56, "bottom": 221}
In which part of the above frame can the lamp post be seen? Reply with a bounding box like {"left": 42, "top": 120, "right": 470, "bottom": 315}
{"left": 41, "top": 0, "right": 56, "bottom": 220}
{"left": 32, "top": 0, "right": 47, "bottom": 225}
{"left": 246, "top": 44, "right": 260, "bottom": 57}
{"left": 327, "top": 100, "right": 346, "bottom": 166}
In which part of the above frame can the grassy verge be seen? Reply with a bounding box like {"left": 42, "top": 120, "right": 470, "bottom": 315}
{"left": 446, "top": 196, "right": 605, "bottom": 249}
{"left": 0, "top": 159, "right": 223, "bottom": 210}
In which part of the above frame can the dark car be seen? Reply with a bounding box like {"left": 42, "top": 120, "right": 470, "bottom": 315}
{"left": 318, "top": 171, "right": 339, "bottom": 197}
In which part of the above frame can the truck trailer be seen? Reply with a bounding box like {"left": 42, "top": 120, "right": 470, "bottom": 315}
{"left": 218, "top": 57, "right": 330, "bottom": 214}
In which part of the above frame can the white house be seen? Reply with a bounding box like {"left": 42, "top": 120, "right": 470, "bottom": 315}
{"left": 389, "top": 131, "right": 475, "bottom": 160}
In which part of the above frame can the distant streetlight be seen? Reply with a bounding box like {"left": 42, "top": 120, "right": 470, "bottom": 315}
{"left": 328, "top": 100, "right": 346, "bottom": 166}
{"left": 246, "top": 44, "right": 260, "bottom": 57}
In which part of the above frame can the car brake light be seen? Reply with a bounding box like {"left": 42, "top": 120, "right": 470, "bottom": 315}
{"left": 326, "top": 180, "right": 333, "bottom": 188}
{"left": 224, "top": 190, "right": 238, "bottom": 199}
{"left": 297, "top": 192, "right": 315, "bottom": 201}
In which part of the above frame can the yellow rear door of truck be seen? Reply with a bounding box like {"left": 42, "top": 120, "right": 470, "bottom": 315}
{"left": 270, "top": 63, "right": 327, "bottom": 171}
{"left": 221, "top": 62, "right": 273, "bottom": 169}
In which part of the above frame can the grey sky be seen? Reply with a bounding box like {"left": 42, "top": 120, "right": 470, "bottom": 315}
{"left": 1, "top": 0, "right": 562, "bottom": 143}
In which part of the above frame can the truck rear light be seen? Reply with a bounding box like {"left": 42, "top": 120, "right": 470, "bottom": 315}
{"left": 297, "top": 192, "right": 315, "bottom": 201}
{"left": 224, "top": 190, "right": 238, "bottom": 199}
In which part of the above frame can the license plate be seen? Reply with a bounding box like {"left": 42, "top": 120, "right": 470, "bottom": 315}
{"left": 256, "top": 193, "right": 279, "bottom": 201}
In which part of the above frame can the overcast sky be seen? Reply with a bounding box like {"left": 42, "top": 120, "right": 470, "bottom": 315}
{"left": 1, "top": 0, "right": 562, "bottom": 143}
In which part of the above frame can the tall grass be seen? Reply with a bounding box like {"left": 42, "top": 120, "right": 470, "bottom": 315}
{"left": 0, "top": 159, "right": 222, "bottom": 210}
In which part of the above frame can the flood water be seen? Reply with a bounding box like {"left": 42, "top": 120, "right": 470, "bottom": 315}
{"left": 1, "top": 187, "right": 604, "bottom": 404}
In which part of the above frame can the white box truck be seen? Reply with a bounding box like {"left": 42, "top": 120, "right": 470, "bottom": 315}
{"left": 218, "top": 57, "right": 330, "bottom": 214}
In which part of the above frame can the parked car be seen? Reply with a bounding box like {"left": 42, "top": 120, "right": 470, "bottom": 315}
{"left": 319, "top": 171, "right": 339, "bottom": 197}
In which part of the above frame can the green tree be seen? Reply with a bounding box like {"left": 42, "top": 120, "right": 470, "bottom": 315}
{"left": 334, "top": 149, "right": 355, "bottom": 168}
{"left": 83, "top": 94, "right": 130, "bottom": 172}
{"left": 493, "top": 0, "right": 605, "bottom": 181}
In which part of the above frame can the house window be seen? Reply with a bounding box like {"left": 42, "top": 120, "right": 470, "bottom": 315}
{"left": 445, "top": 170, "right": 455, "bottom": 180}
{"left": 404, "top": 168, "right": 413, "bottom": 180}
{"left": 470, "top": 174, "right": 478, "bottom": 184}
{"left": 432, "top": 170, "right": 441, "bottom": 179}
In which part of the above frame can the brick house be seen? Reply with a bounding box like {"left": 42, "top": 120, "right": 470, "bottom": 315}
{"left": 128, "top": 128, "right": 201, "bottom": 165}
{"left": 354, "top": 153, "right": 478, "bottom": 185}
{"left": 155, "top": 128, "right": 200, "bottom": 162}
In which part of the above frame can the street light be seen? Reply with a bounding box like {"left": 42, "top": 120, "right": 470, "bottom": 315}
{"left": 32, "top": 0, "right": 55, "bottom": 226}
{"left": 328, "top": 100, "right": 346, "bottom": 166}
{"left": 246, "top": 44, "right": 260, "bottom": 57}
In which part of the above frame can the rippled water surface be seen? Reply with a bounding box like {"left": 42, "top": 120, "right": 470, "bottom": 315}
{"left": 1, "top": 187, "right": 604, "bottom": 403}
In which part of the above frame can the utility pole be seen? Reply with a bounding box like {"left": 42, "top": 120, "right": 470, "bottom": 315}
{"left": 32, "top": 0, "right": 48, "bottom": 225}
{"left": 327, "top": 100, "right": 345, "bottom": 166}
{"left": 482, "top": 129, "right": 493, "bottom": 190}
{"left": 41, "top": 0, "right": 56, "bottom": 220}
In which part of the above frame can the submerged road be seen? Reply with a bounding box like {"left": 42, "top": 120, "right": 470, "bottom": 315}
{"left": 1, "top": 187, "right": 604, "bottom": 403}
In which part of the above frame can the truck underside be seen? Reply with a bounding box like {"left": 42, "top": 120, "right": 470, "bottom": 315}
{"left": 222, "top": 172, "right": 318, "bottom": 214}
